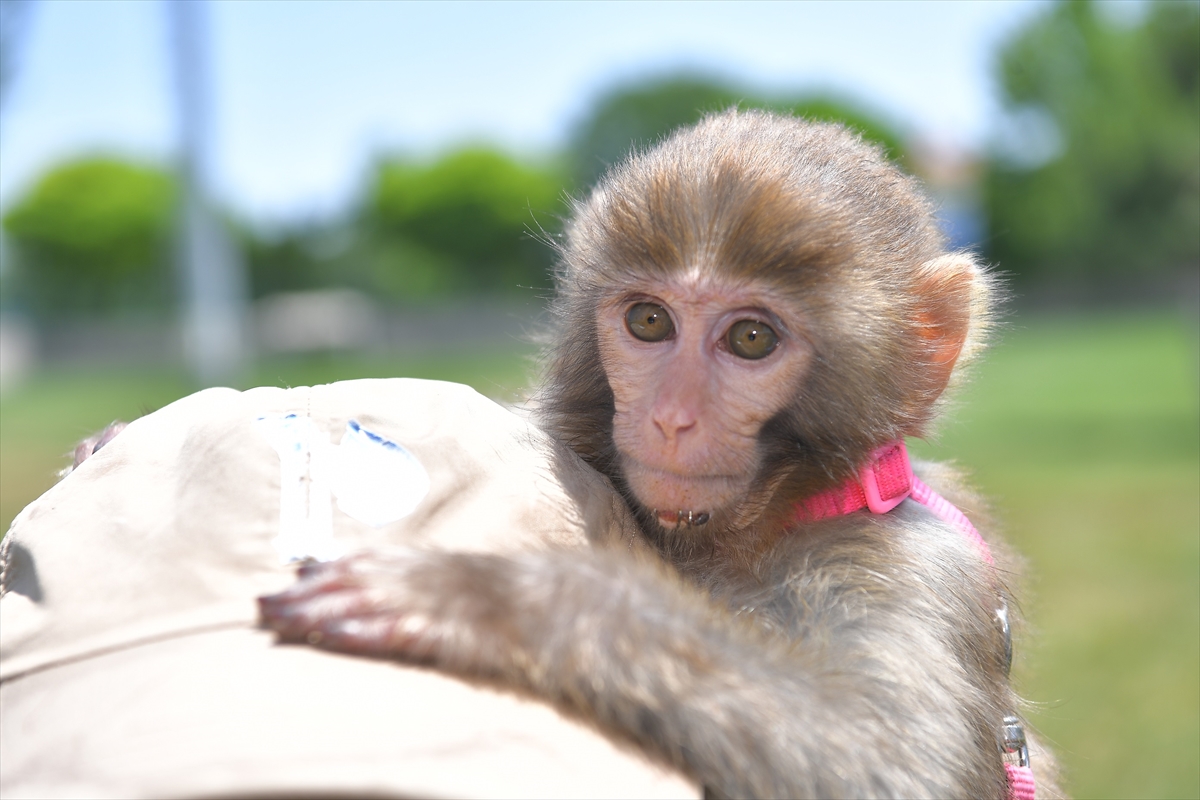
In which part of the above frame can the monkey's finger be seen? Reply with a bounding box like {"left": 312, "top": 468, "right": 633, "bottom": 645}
{"left": 71, "top": 421, "right": 129, "bottom": 469}
{"left": 262, "top": 569, "right": 358, "bottom": 605}
{"left": 294, "top": 549, "right": 422, "bottom": 582}
{"left": 295, "top": 558, "right": 350, "bottom": 581}
{"left": 94, "top": 421, "right": 127, "bottom": 451}
{"left": 283, "top": 564, "right": 395, "bottom": 603}
{"left": 72, "top": 440, "right": 96, "bottom": 469}
{"left": 258, "top": 586, "right": 393, "bottom": 641}
{"left": 312, "top": 614, "right": 442, "bottom": 661}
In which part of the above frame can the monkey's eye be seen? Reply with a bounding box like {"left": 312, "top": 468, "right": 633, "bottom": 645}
{"left": 625, "top": 303, "right": 675, "bottom": 342}
{"left": 727, "top": 319, "right": 779, "bottom": 359}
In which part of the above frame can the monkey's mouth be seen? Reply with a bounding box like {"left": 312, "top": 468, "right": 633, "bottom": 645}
{"left": 621, "top": 460, "right": 740, "bottom": 529}
{"left": 653, "top": 509, "right": 711, "bottom": 529}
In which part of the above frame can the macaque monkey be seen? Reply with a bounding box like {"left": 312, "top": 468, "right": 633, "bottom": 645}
{"left": 259, "top": 110, "right": 1058, "bottom": 799}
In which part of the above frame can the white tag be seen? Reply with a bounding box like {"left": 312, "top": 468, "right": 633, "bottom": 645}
{"left": 255, "top": 415, "right": 429, "bottom": 563}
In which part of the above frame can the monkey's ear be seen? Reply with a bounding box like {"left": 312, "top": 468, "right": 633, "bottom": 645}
{"left": 912, "top": 254, "right": 979, "bottom": 396}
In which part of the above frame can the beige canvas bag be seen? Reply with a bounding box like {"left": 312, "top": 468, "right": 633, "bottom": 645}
{"left": 0, "top": 378, "right": 697, "bottom": 799}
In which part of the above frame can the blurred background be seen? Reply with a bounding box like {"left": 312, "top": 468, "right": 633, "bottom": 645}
{"left": 0, "top": 1, "right": 1196, "bottom": 796}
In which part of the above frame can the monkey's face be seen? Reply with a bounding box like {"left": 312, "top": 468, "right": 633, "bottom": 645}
{"left": 596, "top": 271, "right": 813, "bottom": 530}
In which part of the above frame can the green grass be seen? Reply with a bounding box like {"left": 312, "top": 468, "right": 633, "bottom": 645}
{"left": 1, "top": 312, "right": 1197, "bottom": 798}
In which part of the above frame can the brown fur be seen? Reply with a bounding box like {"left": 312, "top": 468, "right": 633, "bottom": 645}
{"left": 260, "top": 111, "right": 1060, "bottom": 798}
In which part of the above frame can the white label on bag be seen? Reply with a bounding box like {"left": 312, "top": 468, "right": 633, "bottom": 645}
{"left": 329, "top": 420, "right": 431, "bottom": 527}
{"left": 255, "top": 415, "right": 429, "bottom": 562}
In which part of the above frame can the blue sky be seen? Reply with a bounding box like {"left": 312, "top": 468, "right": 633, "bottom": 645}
{"left": 0, "top": 0, "right": 1053, "bottom": 224}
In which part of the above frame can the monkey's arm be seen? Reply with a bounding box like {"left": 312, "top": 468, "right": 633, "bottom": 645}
{"left": 259, "top": 520, "right": 1010, "bottom": 799}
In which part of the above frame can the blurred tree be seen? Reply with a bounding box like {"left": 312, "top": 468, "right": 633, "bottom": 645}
{"left": 365, "top": 148, "right": 565, "bottom": 299}
{"left": 567, "top": 75, "right": 906, "bottom": 189}
{"left": 240, "top": 224, "right": 337, "bottom": 299}
{"left": 2, "top": 157, "right": 176, "bottom": 315}
{"left": 984, "top": 0, "right": 1200, "bottom": 284}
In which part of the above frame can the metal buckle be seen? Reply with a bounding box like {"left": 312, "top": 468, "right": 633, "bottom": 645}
{"left": 1001, "top": 715, "right": 1030, "bottom": 768}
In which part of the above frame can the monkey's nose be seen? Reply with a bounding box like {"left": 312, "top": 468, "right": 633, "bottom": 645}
{"left": 651, "top": 403, "right": 699, "bottom": 444}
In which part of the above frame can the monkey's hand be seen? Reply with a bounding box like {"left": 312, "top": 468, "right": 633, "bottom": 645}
{"left": 258, "top": 549, "right": 542, "bottom": 677}
{"left": 258, "top": 547, "right": 831, "bottom": 797}
{"left": 68, "top": 421, "right": 128, "bottom": 473}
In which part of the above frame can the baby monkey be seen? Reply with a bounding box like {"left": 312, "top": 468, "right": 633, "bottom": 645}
{"left": 261, "top": 111, "right": 1058, "bottom": 799}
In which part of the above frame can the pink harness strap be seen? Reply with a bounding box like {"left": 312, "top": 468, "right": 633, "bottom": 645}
{"left": 792, "top": 440, "right": 1035, "bottom": 800}
{"left": 1006, "top": 762, "right": 1037, "bottom": 800}
{"left": 909, "top": 474, "right": 994, "bottom": 565}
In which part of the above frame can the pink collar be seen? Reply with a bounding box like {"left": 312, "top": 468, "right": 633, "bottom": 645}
{"left": 791, "top": 439, "right": 994, "bottom": 565}
{"left": 791, "top": 441, "right": 1036, "bottom": 799}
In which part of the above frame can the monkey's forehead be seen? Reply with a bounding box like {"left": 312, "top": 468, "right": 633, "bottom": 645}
{"left": 565, "top": 111, "right": 945, "bottom": 279}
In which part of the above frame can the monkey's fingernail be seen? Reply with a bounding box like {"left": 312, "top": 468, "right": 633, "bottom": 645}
{"left": 258, "top": 594, "right": 306, "bottom": 628}
{"left": 306, "top": 630, "right": 324, "bottom": 645}
{"left": 259, "top": 590, "right": 297, "bottom": 609}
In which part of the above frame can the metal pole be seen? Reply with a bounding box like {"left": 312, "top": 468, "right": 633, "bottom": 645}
{"left": 168, "top": 0, "right": 249, "bottom": 386}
